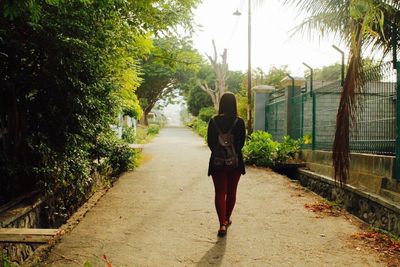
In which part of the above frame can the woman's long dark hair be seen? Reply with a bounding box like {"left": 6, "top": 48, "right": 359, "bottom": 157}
{"left": 218, "top": 92, "right": 237, "bottom": 117}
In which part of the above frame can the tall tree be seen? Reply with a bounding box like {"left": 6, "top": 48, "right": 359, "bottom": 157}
{"left": 284, "top": 0, "right": 400, "bottom": 185}
{"left": 136, "top": 36, "right": 201, "bottom": 125}
{"left": 314, "top": 63, "right": 342, "bottom": 82}
{"left": 186, "top": 85, "right": 214, "bottom": 116}
{"left": 198, "top": 40, "right": 229, "bottom": 110}
{"left": 0, "top": 0, "right": 200, "bottom": 201}
{"left": 263, "top": 65, "right": 289, "bottom": 88}
{"left": 227, "top": 70, "right": 246, "bottom": 93}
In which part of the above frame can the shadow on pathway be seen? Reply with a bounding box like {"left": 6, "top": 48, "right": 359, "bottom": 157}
{"left": 196, "top": 238, "right": 227, "bottom": 266}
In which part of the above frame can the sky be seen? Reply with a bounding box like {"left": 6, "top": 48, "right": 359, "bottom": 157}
{"left": 191, "top": 0, "right": 348, "bottom": 76}
{"left": 165, "top": 0, "right": 348, "bottom": 124}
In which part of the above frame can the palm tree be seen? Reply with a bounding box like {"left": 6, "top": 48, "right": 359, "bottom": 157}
{"left": 284, "top": 0, "right": 399, "bottom": 185}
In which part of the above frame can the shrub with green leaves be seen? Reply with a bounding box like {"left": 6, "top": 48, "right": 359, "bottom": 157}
{"left": 186, "top": 118, "right": 208, "bottom": 141}
{"left": 243, "top": 131, "right": 302, "bottom": 167}
{"left": 108, "top": 143, "right": 138, "bottom": 175}
{"left": 122, "top": 126, "right": 136, "bottom": 144}
{"left": 147, "top": 124, "right": 160, "bottom": 135}
{"left": 243, "top": 131, "right": 279, "bottom": 166}
{"left": 198, "top": 106, "right": 216, "bottom": 122}
{"left": 95, "top": 132, "right": 137, "bottom": 174}
{"left": 1, "top": 252, "right": 12, "bottom": 267}
{"left": 276, "top": 135, "right": 302, "bottom": 164}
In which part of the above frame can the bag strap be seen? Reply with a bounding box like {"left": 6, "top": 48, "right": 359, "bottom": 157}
{"left": 211, "top": 118, "right": 222, "bottom": 134}
{"left": 227, "top": 118, "right": 238, "bottom": 134}
{"left": 212, "top": 117, "right": 238, "bottom": 134}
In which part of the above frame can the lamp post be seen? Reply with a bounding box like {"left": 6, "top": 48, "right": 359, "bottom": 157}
{"left": 302, "top": 62, "right": 313, "bottom": 95}
{"left": 286, "top": 73, "right": 295, "bottom": 95}
{"left": 302, "top": 62, "right": 315, "bottom": 150}
{"left": 332, "top": 45, "right": 345, "bottom": 86}
{"left": 233, "top": 0, "right": 252, "bottom": 135}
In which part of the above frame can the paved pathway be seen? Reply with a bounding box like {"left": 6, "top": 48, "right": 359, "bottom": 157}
{"left": 43, "top": 127, "right": 384, "bottom": 266}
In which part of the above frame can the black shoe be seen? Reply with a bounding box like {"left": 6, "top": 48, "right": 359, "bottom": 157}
{"left": 217, "top": 224, "right": 227, "bottom": 237}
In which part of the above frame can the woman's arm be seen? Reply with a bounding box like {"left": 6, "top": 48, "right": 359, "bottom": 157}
{"left": 207, "top": 118, "right": 218, "bottom": 151}
{"left": 237, "top": 118, "right": 246, "bottom": 149}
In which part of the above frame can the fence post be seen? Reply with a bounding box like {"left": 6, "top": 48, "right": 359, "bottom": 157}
{"left": 301, "top": 96, "right": 304, "bottom": 139}
{"left": 254, "top": 86, "right": 274, "bottom": 132}
{"left": 396, "top": 62, "right": 400, "bottom": 180}
{"left": 312, "top": 92, "right": 316, "bottom": 150}
{"left": 285, "top": 74, "right": 296, "bottom": 138}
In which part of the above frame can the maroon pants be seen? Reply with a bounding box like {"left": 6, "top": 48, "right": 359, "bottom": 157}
{"left": 211, "top": 169, "right": 241, "bottom": 226}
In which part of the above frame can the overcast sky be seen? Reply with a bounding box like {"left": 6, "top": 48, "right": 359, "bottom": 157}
{"left": 191, "top": 0, "right": 349, "bottom": 76}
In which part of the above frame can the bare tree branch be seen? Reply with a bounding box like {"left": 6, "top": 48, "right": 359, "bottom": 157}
{"left": 197, "top": 40, "right": 229, "bottom": 110}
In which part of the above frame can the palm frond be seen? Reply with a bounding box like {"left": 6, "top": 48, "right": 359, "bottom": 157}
{"left": 283, "top": 0, "right": 349, "bottom": 17}
{"left": 288, "top": 12, "right": 349, "bottom": 41}
{"left": 366, "top": 6, "right": 400, "bottom": 56}
{"left": 285, "top": 0, "right": 399, "bottom": 185}
{"left": 382, "top": 0, "right": 400, "bottom": 10}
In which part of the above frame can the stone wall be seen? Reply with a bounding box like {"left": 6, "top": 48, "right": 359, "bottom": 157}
{"left": 0, "top": 193, "right": 44, "bottom": 265}
{"left": 299, "top": 149, "right": 397, "bottom": 196}
{"left": 0, "top": 170, "right": 110, "bottom": 265}
{"left": 297, "top": 169, "right": 400, "bottom": 237}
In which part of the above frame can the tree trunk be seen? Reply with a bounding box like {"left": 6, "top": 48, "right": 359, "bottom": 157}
{"left": 143, "top": 112, "right": 149, "bottom": 126}
{"left": 143, "top": 105, "right": 154, "bottom": 126}
{"left": 198, "top": 40, "right": 229, "bottom": 110}
{"left": 332, "top": 23, "right": 364, "bottom": 186}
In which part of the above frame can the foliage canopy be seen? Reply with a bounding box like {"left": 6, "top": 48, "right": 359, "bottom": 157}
{"left": 0, "top": 0, "right": 200, "bottom": 209}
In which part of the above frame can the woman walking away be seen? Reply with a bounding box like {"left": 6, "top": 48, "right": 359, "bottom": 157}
{"left": 207, "top": 92, "right": 246, "bottom": 237}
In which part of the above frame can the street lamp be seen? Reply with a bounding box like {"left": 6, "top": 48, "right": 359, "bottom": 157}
{"left": 233, "top": 0, "right": 252, "bottom": 135}
{"left": 302, "top": 62, "right": 313, "bottom": 96}
{"left": 286, "top": 73, "right": 295, "bottom": 96}
{"left": 332, "top": 45, "right": 345, "bottom": 86}
{"left": 233, "top": 9, "right": 241, "bottom": 16}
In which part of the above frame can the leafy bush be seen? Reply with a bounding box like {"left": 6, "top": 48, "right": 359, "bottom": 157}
{"left": 122, "top": 126, "right": 136, "bottom": 144}
{"left": 243, "top": 131, "right": 302, "bottom": 167}
{"left": 198, "top": 106, "right": 216, "bottom": 122}
{"left": 243, "top": 131, "right": 279, "bottom": 166}
{"left": 95, "top": 132, "right": 137, "bottom": 174}
{"left": 108, "top": 143, "right": 138, "bottom": 174}
{"left": 147, "top": 124, "right": 160, "bottom": 135}
{"left": 186, "top": 118, "right": 208, "bottom": 141}
{"left": 1, "top": 252, "right": 12, "bottom": 267}
{"left": 33, "top": 131, "right": 139, "bottom": 226}
{"left": 276, "top": 135, "right": 302, "bottom": 164}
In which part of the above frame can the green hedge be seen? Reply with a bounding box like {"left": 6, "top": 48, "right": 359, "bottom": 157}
{"left": 186, "top": 118, "right": 208, "bottom": 141}
{"left": 198, "top": 106, "right": 216, "bottom": 122}
{"left": 243, "top": 131, "right": 302, "bottom": 167}
{"left": 122, "top": 126, "right": 136, "bottom": 144}
{"left": 147, "top": 124, "right": 160, "bottom": 136}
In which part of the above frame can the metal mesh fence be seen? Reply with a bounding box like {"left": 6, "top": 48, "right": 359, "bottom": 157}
{"left": 350, "top": 62, "right": 397, "bottom": 154}
{"left": 313, "top": 81, "right": 342, "bottom": 151}
{"left": 289, "top": 91, "right": 314, "bottom": 149}
{"left": 265, "top": 89, "right": 286, "bottom": 142}
{"left": 265, "top": 61, "right": 397, "bottom": 155}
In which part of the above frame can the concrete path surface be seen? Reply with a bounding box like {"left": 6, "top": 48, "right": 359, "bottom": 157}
{"left": 43, "top": 127, "right": 385, "bottom": 266}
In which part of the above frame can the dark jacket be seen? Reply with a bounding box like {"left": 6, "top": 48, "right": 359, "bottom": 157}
{"left": 207, "top": 115, "right": 246, "bottom": 176}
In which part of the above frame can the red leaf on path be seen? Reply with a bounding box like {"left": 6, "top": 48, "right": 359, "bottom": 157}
{"left": 103, "top": 254, "right": 112, "bottom": 267}
{"left": 352, "top": 230, "right": 400, "bottom": 265}
{"left": 304, "top": 201, "right": 339, "bottom": 216}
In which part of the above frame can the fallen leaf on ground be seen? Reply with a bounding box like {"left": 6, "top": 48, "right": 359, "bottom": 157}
{"left": 351, "top": 230, "right": 400, "bottom": 266}
{"left": 304, "top": 201, "right": 340, "bottom": 216}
